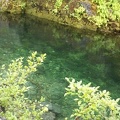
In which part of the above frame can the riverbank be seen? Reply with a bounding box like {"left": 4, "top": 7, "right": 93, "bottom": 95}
{"left": 24, "top": 0, "right": 120, "bottom": 34}
{"left": 0, "top": 0, "right": 120, "bottom": 34}
{"left": 25, "top": 6, "right": 97, "bottom": 31}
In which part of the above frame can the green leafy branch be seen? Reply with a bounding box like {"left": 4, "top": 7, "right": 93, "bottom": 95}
{"left": 65, "top": 78, "right": 120, "bottom": 120}
{"left": 0, "top": 52, "right": 47, "bottom": 120}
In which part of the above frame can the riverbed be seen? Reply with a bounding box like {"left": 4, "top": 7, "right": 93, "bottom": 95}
{"left": 0, "top": 14, "right": 120, "bottom": 119}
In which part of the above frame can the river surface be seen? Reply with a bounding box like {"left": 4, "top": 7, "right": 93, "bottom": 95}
{"left": 0, "top": 14, "right": 120, "bottom": 118}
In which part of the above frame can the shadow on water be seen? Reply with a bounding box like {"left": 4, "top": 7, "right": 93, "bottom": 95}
{"left": 0, "top": 14, "right": 120, "bottom": 118}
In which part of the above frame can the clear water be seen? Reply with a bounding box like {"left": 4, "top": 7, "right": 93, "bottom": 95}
{"left": 0, "top": 14, "right": 120, "bottom": 118}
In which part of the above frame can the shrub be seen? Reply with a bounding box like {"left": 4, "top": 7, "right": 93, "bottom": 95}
{"left": 65, "top": 78, "right": 120, "bottom": 120}
{"left": 0, "top": 51, "right": 47, "bottom": 120}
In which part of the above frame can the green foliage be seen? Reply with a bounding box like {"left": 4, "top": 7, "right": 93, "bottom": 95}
{"left": 54, "top": 0, "right": 63, "bottom": 9}
{"left": 53, "top": 0, "right": 63, "bottom": 14}
{"left": 65, "top": 78, "right": 120, "bottom": 120}
{"left": 0, "top": 52, "right": 47, "bottom": 120}
{"left": 70, "top": 6, "right": 85, "bottom": 20}
{"left": 90, "top": 0, "right": 120, "bottom": 27}
{"left": 110, "top": 1, "right": 120, "bottom": 21}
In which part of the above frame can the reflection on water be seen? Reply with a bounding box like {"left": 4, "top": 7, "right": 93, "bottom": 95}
{"left": 0, "top": 14, "right": 120, "bottom": 118}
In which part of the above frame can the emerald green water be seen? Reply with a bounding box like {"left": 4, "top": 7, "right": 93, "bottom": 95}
{"left": 0, "top": 14, "right": 120, "bottom": 118}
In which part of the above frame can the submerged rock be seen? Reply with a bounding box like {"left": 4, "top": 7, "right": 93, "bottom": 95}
{"left": 41, "top": 102, "right": 61, "bottom": 114}
{"left": 40, "top": 102, "right": 61, "bottom": 120}
{"left": 42, "top": 111, "right": 56, "bottom": 120}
